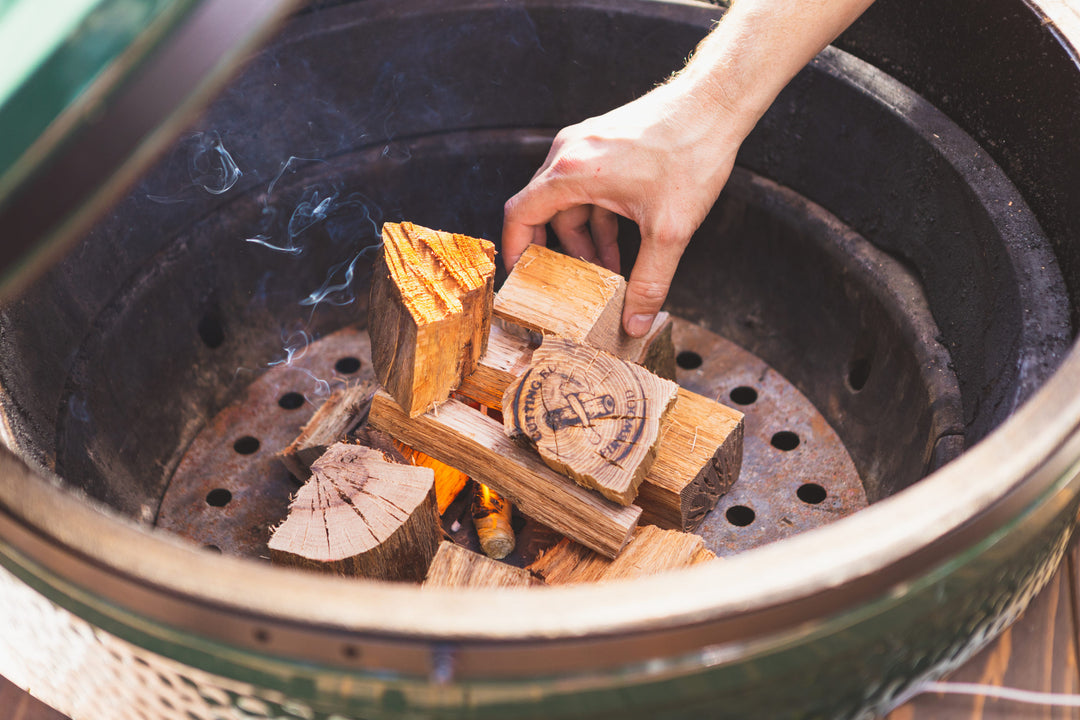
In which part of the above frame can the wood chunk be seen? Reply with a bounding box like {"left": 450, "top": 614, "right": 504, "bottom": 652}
{"left": 352, "top": 426, "right": 409, "bottom": 464}
{"left": 472, "top": 484, "right": 515, "bottom": 559}
{"left": 635, "top": 312, "right": 677, "bottom": 381}
{"left": 280, "top": 379, "right": 378, "bottom": 481}
{"left": 457, "top": 322, "right": 536, "bottom": 409}
{"left": 369, "top": 390, "right": 640, "bottom": 558}
{"left": 369, "top": 221, "right": 496, "bottom": 417}
{"left": 495, "top": 243, "right": 661, "bottom": 362}
{"left": 391, "top": 440, "right": 469, "bottom": 515}
{"left": 458, "top": 327, "right": 743, "bottom": 530}
{"left": 423, "top": 542, "right": 542, "bottom": 588}
{"left": 268, "top": 443, "right": 440, "bottom": 581}
{"left": 502, "top": 337, "right": 679, "bottom": 506}
{"left": 527, "top": 525, "right": 716, "bottom": 585}
{"left": 640, "top": 388, "right": 743, "bottom": 530}
{"left": 525, "top": 536, "right": 612, "bottom": 585}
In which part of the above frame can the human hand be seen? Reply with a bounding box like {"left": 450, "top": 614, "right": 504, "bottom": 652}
{"left": 502, "top": 80, "right": 742, "bottom": 337}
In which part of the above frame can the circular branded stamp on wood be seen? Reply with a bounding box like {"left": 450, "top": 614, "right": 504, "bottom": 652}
{"left": 503, "top": 337, "right": 679, "bottom": 505}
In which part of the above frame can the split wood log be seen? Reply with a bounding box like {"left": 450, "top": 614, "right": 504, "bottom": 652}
{"left": 279, "top": 379, "right": 378, "bottom": 481}
{"left": 494, "top": 244, "right": 673, "bottom": 368}
{"left": 456, "top": 322, "right": 537, "bottom": 409}
{"left": 502, "top": 337, "right": 679, "bottom": 506}
{"left": 472, "top": 484, "right": 515, "bottom": 559}
{"left": 457, "top": 326, "right": 743, "bottom": 530}
{"left": 638, "top": 388, "right": 743, "bottom": 530}
{"left": 526, "top": 525, "right": 716, "bottom": 585}
{"left": 352, "top": 426, "right": 409, "bottom": 464}
{"left": 369, "top": 389, "right": 641, "bottom": 558}
{"left": 636, "top": 313, "right": 676, "bottom": 381}
{"left": 369, "top": 221, "right": 496, "bottom": 417}
{"left": 268, "top": 443, "right": 441, "bottom": 582}
{"left": 391, "top": 439, "right": 469, "bottom": 515}
{"left": 457, "top": 317, "right": 676, "bottom": 407}
{"left": 423, "top": 542, "right": 542, "bottom": 589}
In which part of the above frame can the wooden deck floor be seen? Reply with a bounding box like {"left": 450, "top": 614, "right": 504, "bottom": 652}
{"left": 3, "top": 542, "right": 1080, "bottom": 719}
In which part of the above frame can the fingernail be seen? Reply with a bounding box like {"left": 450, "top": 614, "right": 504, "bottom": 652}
{"left": 626, "top": 313, "right": 654, "bottom": 338}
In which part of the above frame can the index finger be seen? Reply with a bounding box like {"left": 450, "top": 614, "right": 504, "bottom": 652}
{"left": 501, "top": 169, "right": 590, "bottom": 271}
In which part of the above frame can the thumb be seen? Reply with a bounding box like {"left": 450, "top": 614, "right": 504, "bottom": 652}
{"left": 622, "top": 234, "right": 686, "bottom": 337}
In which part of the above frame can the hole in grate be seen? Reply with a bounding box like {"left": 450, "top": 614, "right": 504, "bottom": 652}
{"left": 278, "top": 392, "right": 305, "bottom": 410}
{"left": 797, "top": 483, "right": 827, "bottom": 504}
{"left": 676, "top": 350, "right": 703, "bottom": 369}
{"left": 726, "top": 505, "right": 756, "bottom": 526}
{"left": 729, "top": 386, "right": 758, "bottom": 405}
{"left": 233, "top": 436, "right": 260, "bottom": 455}
{"left": 335, "top": 356, "right": 362, "bottom": 374}
{"left": 771, "top": 431, "right": 800, "bottom": 451}
{"left": 205, "top": 489, "right": 232, "bottom": 507}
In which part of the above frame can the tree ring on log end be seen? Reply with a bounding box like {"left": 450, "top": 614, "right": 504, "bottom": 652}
{"left": 503, "top": 337, "right": 678, "bottom": 505}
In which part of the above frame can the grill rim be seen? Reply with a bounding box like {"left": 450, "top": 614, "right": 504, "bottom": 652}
{"left": 0, "top": 0, "right": 1079, "bottom": 687}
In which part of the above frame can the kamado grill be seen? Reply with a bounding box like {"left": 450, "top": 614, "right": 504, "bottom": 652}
{"left": 1, "top": 0, "right": 1080, "bottom": 718}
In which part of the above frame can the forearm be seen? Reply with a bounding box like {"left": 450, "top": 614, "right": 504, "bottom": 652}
{"left": 664, "top": 0, "right": 876, "bottom": 144}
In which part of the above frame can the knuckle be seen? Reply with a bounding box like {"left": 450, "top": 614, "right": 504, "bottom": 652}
{"left": 627, "top": 279, "right": 669, "bottom": 305}
{"left": 548, "top": 152, "right": 587, "bottom": 179}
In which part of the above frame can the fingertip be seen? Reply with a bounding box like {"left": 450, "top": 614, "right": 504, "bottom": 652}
{"left": 625, "top": 313, "right": 655, "bottom": 338}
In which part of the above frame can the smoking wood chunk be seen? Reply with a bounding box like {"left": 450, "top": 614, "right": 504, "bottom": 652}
{"left": 423, "top": 542, "right": 542, "bottom": 589}
{"left": 369, "top": 221, "right": 496, "bottom": 417}
{"left": 639, "top": 387, "right": 743, "bottom": 531}
{"left": 369, "top": 390, "right": 640, "bottom": 558}
{"left": 503, "top": 337, "right": 679, "bottom": 506}
{"left": 268, "top": 443, "right": 440, "bottom": 582}
{"left": 472, "top": 484, "right": 515, "bottom": 559}
{"left": 457, "top": 327, "right": 743, "bottom": 530}
{"left": 391, "top": 439, "right": 469, "bottom": 515}
{"left": 280, "top": 379, "right": 378, "bottom": 481}
{"left": 527, "top": 525, "right": 716, "bottom": 585}
{"left": 494, "top": 244, "right": 671, "bottom": 363}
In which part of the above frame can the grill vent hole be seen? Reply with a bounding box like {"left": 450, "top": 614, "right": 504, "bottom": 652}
{"left": 335, "top": 356, "right": 362, "bottom": 374}
{"left": 278, "top": 392, "right": 305, "bottom": 410}
{"left": 848, "top": 357, "right": 872, "bottom": 392}
{"left": 726, "top": 505, "right": 756, "bottom": 526}
{"left": 676, "top": 350, "right": 703, "bottom": 369}
{"left": 797, "top": 483, "right": 827, "bottom": 504}
{"left": 233, "top": 436, "right": 260, "bottom": 455}
{"left": 197, "top": 312, "right": 225, "bottom": 349}
{"left": 771, "top": 431, "right": 800, "bottom": 451}
{"left": 205, "top": 489, "right": 232, "bottom": 507}
{"left": 729, "top": 386, "right": 758, "bottom": 405}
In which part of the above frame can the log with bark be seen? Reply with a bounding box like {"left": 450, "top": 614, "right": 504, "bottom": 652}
{"left": 423, "top": 542, "right": 542, "bottom": 589}
{"left": 472, "top": 483, "right": 515, "bottom": 559}
{"left": 279, "top": 379, "right": 378, "bottom": 481}
{"left": 502, "top": 337, "right": 679, "bottom": 506}
{"left": 527, "top": 525, "right": 716, "bottom": 585}
{"left": 368, "top": 389, "right": 641, "bottom": 558}
{"left": 268, "top": 443, "right": 441, "bottom": 581}
{"left": 368, "top": 221, "right": 496, "bottom": 417}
